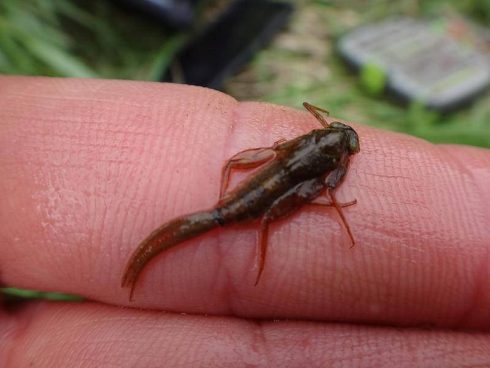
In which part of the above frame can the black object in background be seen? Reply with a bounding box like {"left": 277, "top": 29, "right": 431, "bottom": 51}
{"left": 117, "top": 0, "right": 201, "bottom": 29}
{"left": 162, "top": 0, "right": 293, "bottom": 89}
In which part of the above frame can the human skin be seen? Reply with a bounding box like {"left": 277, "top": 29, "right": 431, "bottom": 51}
{"left": 0, "top": 76, "right": 489, "bottom": 367}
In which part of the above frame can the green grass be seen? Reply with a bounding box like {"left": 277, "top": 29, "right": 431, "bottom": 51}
{"left": 228, "top": 0, "right": 490, "bottom": 147}
{"left": 1, "top": 287, "right": 84, "bottom": 302}
{"left": 0, "top": 0, "right": 186, "bottom": 79}
{"left": 1, "top": 0, "right": 488, "bottom": 148}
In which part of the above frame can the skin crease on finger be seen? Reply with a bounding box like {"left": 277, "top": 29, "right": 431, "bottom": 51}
{"left": 1, "top": 302, "right": 490, "bottom": 368}
{"left": 0, "top": 76, "right": 489, "bottom": 330}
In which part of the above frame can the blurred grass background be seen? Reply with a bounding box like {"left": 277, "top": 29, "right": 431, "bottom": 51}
{"left": 0, "top": 0, "right": 488, "bottom": 300}
{"left": 1, "top": 0, "right": 489, "bottom": 147}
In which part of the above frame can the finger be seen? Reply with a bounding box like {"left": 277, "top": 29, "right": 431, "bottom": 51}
{"left": 1, "top": 302, "right": 489, "bottom": 367}
{"left": 1, "top": 76, "right": 489, "bottom": 329}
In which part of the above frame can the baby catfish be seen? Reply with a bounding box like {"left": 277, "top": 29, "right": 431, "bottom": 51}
{"left": 121, "top": 103, "right": 360, "bottom": 300}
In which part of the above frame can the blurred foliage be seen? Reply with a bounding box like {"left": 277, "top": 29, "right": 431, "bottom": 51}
{"left": 0, "top": 0, "right": 488, "bottom": 150}
{"left": 360, "top": 63, "right": 387, "bottom": 96}
{"left": 0, "top": 0, "right": 185, "bottom": 79}
{"left": 420, "top": 0, "right": 490, "bottom": 23}
{"left": 228, "top": 0, "right": 490, "bottom": 147}
{"left": 0, "top": 0, "right": 96, "bottom": 76}
{"left": 1, "top": 287, "right": 84, "bottom": 302}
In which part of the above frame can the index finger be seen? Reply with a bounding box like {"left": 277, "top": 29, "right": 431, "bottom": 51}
{"left": 1, "top": 76, "right": 489, "bottom": 330}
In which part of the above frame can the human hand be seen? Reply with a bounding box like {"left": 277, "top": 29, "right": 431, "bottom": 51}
{"left": 1, "top": 76, "right": 489, "bottom": 367}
